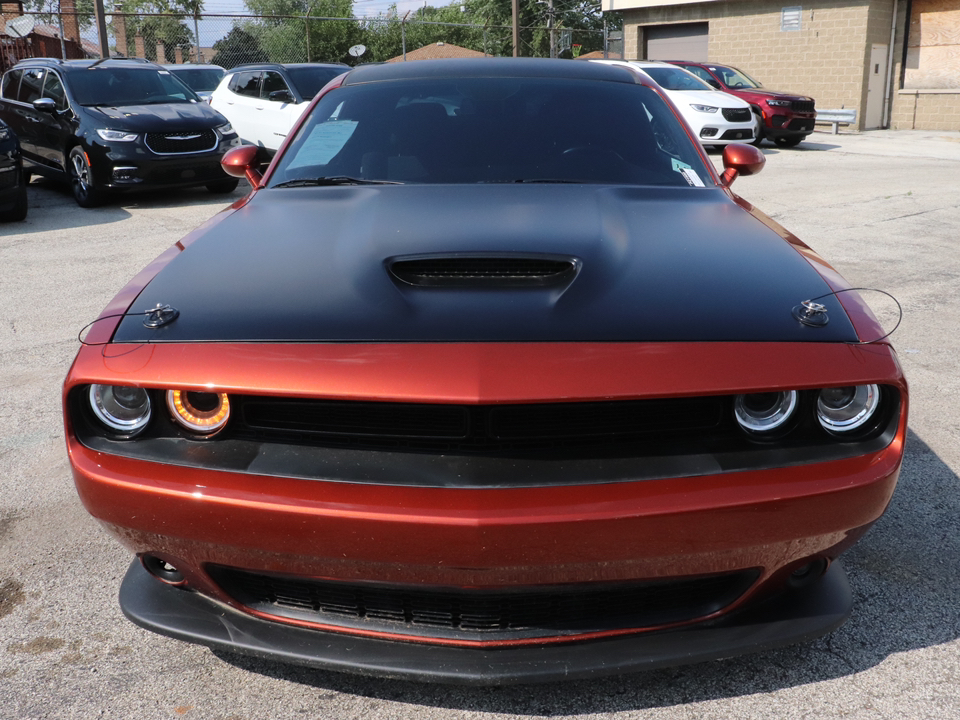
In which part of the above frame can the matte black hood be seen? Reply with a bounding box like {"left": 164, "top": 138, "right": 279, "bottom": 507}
{"left": 82, "top": 102, "right": 226, "bottom": 132}
{"left": 114, "top": 184, "right": 857, "bottom": 343}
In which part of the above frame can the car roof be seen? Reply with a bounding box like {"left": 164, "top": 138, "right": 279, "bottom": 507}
{"left": 226, "top": 62, "right": 349, "bottom": 74}
{"left": 164, "top": 64, "right": 224, "bottom": 71}
{"left": 12, "top": 57, "right": 167, "bottom": 74}
{"left": 341, "top": 58, "right": 644, "bottom": 86}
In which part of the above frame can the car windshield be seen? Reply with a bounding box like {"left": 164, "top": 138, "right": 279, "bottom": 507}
{"left": 711, "top": 66, "right": 762, "bottom": 89}
{"left": 170, "top": 68, "right": 223, "bottom": 93}
{"left": 270, "top": 76, "right": 712, "bottom": 188}
{"left": 70, "top": 67, "right": 200, "bottom": 106}
{"left": 641, "top": 66, "right": 714, "bottom": 92}
{"left": 286, "top": 66, "right": 347, "bottom": 101}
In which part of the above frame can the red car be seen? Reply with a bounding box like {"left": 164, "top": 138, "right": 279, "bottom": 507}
{"left": 667, "top": 61, "right": 817, "bottom": 147}
{"left": 64, "top": 59, "right": 906, "bottom": 684}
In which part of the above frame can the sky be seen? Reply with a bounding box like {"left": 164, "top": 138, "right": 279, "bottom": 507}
{"left": 199, "top": 0, "right": 456, "bottom": 20}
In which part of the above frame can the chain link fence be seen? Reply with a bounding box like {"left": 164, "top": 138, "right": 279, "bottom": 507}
{"left": 3, "top": 10, "right": 610, "bottom": 71}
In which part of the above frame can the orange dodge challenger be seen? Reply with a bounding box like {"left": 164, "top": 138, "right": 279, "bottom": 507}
{"left": 64, "top": 59, "right": 907, "bottom": 684}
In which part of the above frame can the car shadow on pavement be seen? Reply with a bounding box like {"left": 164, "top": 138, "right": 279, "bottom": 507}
{"left": 212, "top": 428, "right": 958, "bottom": 714}
{"left": 6, "top": 178, "right": 242, "bottom": 235}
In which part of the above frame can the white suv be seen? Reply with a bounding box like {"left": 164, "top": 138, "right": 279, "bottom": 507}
{"left": 592, "top": 60, "right": 756, "bottom": 148}
{"left": 210, "top": 63, "right": 347, "bottom": 153}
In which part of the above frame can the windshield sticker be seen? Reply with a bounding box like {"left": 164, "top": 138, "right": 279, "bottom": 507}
{"left": 286, "top": 120, "right": 359, "bottom": 169}
{"left": 678, "top": 168, "right": 705, "bottom": 187}
{"left": 671, "top": 158, "right": 692, "bottom": 172}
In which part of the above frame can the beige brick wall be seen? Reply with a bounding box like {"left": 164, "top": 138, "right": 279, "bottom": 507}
{"left": 892, "top": 91, "right": 960, "bottom": 129}
{"left": 621, "top": 0, "right": 887, "bottom": 129}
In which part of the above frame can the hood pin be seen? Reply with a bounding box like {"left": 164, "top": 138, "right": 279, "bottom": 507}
{"left": 143, "top": 303, "right": 180, "bottom": 329}
{"left": 792, "top": 299, "right": 829, "bottom": 328}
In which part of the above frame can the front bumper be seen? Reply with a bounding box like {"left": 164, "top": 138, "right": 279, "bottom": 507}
{"left": 120, "top": 557, "right": 852, "bottom": 684}
{"left": 88, "top": 134, "right": 241, "bottom": 191}
{"left": 765, "top": 115, "right": 817, "bottom": 139}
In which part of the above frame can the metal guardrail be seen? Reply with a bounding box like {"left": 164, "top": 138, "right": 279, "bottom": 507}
{"left": 816, "top": 109, "right": 857, "bottom": 134}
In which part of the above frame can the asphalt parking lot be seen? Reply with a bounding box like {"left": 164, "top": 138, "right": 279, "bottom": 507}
{"left": 2, "top": 129, "right": 960, "bottom": 719}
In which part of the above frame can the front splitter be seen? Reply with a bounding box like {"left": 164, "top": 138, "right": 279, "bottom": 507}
{"left": 119, "top": 560, "right": 851, "bottom": 685}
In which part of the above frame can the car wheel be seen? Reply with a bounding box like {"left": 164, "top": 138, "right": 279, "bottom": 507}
{"left": 750, "top": 113, "right": 764, "bottom": 146}
{"left": 0, "top": 179, "right": 27, "bottom": 222}
{"left": 206, "top": 178, "right": 240, "bottom": 194}
{"left": 773, "top": 136, "right": 803, "bottom": 148}
{"left": 69, "top": 147, "right": 105, "bottom": 208}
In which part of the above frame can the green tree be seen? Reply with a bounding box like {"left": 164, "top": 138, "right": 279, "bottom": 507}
{"left": 109, "top": 1, "right": 202, "bottom": 61}
{"left": 211, "top": 26, "right": 269, "bottom": 68}
{"left": 241, "top": 0, "right": 361, "bottom": 64}
{"left": 362, "top": 4, "right": 489, "bottom": 63}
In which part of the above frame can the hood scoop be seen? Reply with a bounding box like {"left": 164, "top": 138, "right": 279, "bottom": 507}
{"left": 388, "top": 254, "right": 581, "bottom": 288}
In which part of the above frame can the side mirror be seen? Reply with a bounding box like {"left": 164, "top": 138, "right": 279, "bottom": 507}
{"left": 268, "top": 90, "right": 294, "bottom": 103}
{"left": 33, "top": 98, "right": 58, "bottom": 113}
{"left": 707, "top": 79, "right": 722, "bottom": 89}
{"left": 221, "top": 144, "right": 264, "bottom": 188}
{"left": 720, "top": 143, "right": 765, "bottom": 186}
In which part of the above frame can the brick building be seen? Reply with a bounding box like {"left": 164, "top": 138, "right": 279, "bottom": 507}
{"left": 603, "top": 0, "right": 960, "bottom": 131}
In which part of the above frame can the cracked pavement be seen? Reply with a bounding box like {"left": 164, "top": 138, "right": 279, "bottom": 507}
{"left": 2, "top": 128, "right": 959, "bottom": 719}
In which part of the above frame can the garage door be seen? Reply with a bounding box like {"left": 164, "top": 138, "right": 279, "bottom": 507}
{"left": 644, "top": 23, "right": 708, "bottom": 61}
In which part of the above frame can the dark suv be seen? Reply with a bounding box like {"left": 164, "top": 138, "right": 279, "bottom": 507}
{"left": 0, "top": 58, "right": 241, "bottom": 207}
{"left": 0, "top": 118, "right": 28, "bottom": 221}
{"left": 666, "top": 62, "right": 816, "bottom": 147}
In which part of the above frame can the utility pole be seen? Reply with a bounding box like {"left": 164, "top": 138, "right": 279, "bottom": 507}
{"left": 512, "top": 0, "right": 519, "bottom": 57}
{"left": 93, "top": 0, "right": 109, "bottom": 58}
{"left": 547, "top": 0, "right": 556, "bottom": 58}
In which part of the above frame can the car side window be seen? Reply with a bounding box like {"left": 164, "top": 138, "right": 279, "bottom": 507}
{"left": 42, "top": 70, "right": 68, "bottom": 111}
{"left": 686, "top": 66, "right": 718, "bottom": 86}
{"left": 1, "top": 69, "right": 22, "bottom": 100}
{"left": 261, "top": 72, "right": 289, "bottom": 101}
{"left": 234, "top": 72, "right": 261, "bottom": 98}
{"left": 17, "top": 68, "right": 45, "bottom": 104}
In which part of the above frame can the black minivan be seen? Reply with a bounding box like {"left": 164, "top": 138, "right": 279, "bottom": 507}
{"left": 0, "top": 58, "right": 241, "bottom": 207}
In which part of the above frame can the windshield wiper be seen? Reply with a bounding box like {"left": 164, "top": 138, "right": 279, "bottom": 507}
{"left": 273, "top": 176, "right": 404, "bottom": 188}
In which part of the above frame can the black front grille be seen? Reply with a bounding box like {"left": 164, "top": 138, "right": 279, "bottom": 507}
{"left": 722, "top": 107, "right": 752, "bottom": 123}
{"left": 145, "top": 129, "right": 218, "bottom": 154}
{"left": 234, "top": 396, "right": 725, "bottom": 454}
{"left": 790, "top": 100, "right": 816, "bottom": 114}
{"left": 389, "top": 256, "right": 577, "bottom": 287}
{"left": 209, "top": 566, "right": 759, "bottom": 640}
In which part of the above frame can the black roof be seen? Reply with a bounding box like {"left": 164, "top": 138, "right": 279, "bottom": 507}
{"left": 342, "top": 58, "right": 643, "bottom": 86}
{"left": 11, "top": 57, "right": 162, "bottom": 73}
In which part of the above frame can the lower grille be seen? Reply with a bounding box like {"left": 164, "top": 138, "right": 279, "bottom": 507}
{"left": 145, "top": 129, "right": 218, "bottom": 154}
{"left": 209, "top": 566, "right": 759, "bottom": 641}
{"left": 719, "top": 128, "right": 753, "bottom": 141}
{"left": 721, "top": 108, "right": 751, "bottom": 123}
{"left": 234, "top": 396, "right": 725, "bottom": 454}
{"left": 149, "top": 164, "right": 227, "bottom": 186}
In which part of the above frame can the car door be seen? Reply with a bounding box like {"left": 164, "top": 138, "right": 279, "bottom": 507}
{"left": 34, "top": 69, "right": 73, "bottom": 173}
{"left": 257, "top": 71, "right": 300, "bottom": 152}
{"left": 216, "top": 71, "right": 262, "bottom": 145}
{"left": 7, "top": 68, "right": 46, "bottom": 160}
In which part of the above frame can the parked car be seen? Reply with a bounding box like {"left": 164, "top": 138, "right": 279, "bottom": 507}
{"left": 592, "top": 60, "right": 754, "bottom": 147}
{"left": 163, "top": 63, "right": 225, "bottom": 102}
{"left": 0, "top": 58, "right": 241, "bottom": 207}
{"left": 0, "top": 117, "right": 27, "bottom": 222}
{"left": 64, "top": 58, "right": 907, "bottom": 684}
{"left": 209, "top": 62, "right": 347, "bottom": 152}
{"left": 666, "top": 61, "right": 816, "bottom": 147}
